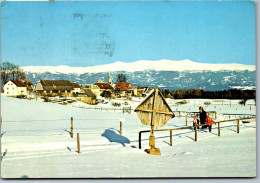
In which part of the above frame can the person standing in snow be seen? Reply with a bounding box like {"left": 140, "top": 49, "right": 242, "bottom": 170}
{"left": 206, "top": 115, "right": 215, "bottom": 132}
{"left": 193, "top": 115, "right": 199, "bottom": 130}
{"left": 199, "top": 106, "right": 207, "bottom": 129}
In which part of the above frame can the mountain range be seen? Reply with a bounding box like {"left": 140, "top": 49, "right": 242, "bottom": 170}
{"left": 22, "top": 59, "right": 256, "bottom": 91}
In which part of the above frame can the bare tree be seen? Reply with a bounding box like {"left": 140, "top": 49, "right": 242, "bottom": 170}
{"left": 116, "top": 73, "right": 127, "bottom": 83}
{"left": 1, "top": 61, "right": 26, "bottom": 87}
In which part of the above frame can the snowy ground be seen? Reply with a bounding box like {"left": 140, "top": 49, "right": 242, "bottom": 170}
{"left": 0, "top": 96, "right": 256, "bottom": 178}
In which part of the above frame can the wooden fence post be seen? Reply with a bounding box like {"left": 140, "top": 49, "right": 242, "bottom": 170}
{"left": 170, "top": 130, "right": 173, "bottom": 146}
{"left": 71, "top": 117, "right": 73, "bottom": 138}
{"left": 215, "top": 112, "right": 217, "bottom": 120}
{"left": 195, "top": 126, "right": 198, "bottom": 141}
{"left": 129, "top": 106, "right": 132, "bottom": 114}
{"left": 237, "top": 119, "right": 240, "bottom": 133}
{"left": 77, "top": 133, "right": 80, "bottom": 154}
{"left": 139, "top": 132, "right": 141, "bottom": 149}
{"left": 186, "top": 115, "right": 188, "bottom": 126}
{"left": 218, "top": 122, "right": 220, "bottom": 136}
{"left": 120, "top": 121, "right": 123, "bottom": 135}
{"left": 179, "top": 111, "right": 180, "bottom": 118}
{"left": 123, "top": 107, "right": 125, "bottom": 113}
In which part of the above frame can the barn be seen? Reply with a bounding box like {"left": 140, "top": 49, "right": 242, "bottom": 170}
{"left": 34, "top": 80, "right": 74, "bottom": 96}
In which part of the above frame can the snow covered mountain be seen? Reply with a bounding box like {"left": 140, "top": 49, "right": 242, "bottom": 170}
{"left": 22, "top": 59, "right": 255, "bottom": 74}
{"left": 22, "top": 59, "right": 256, "bottom": 91}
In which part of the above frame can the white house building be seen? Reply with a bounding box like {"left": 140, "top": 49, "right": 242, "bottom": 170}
{"left": 71, "top": 82, "right": 81, "bottom": 94}
{"left": 4, "top": 80, "right": 27, "bottom": 97}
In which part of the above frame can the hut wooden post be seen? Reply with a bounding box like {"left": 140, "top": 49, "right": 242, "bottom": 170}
{"left": 145, "top": 88, "right": 161, "bottom": 155}
{"left": 77, "top": 133, "right": 80, "bottom": 154}
{"left": 129, "top": 106, "right": 132, "bottom": 114}
{"left": 215, "top": 112, "right": 217, "bottom": 120}
{"left": 186, "top": 115, "right": 188, "bottom": 126}
{"left": 123, "top": 107, "right": 125, "bottom": 113}
{"left": 237, "top": 119, "right": 240, "bottom": 133}
{"left": 170, "top": 130, "right": 173, "bottom": 146}
{"left": 135, "top": 87, "right": 174, "bottom": 155}
{"left": 195, "top": 126, "right": 198, "bottom": 141}
{"left": 71, "top": 117, "right": 73, "bottom": 138}
{"left": 179, "top": 111, "right": 181, "bottom": 118}
{"left": 218, "top": 122, "right": 220, "bottom": 136}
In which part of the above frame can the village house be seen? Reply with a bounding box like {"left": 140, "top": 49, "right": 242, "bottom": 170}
{"left": 4, "top": 80, "right": 27, "bottom": 97}
{"left": 94, "top": 82, "right": 114, "bottom": 97}
{"left": 115, "top": 82, "right": 134, "bottom": 97}
{"left": 81, "top": 84, "right": 92, "bottom": 89}
{"left": 89, "top": 85, "right": 101, "bottom": 96}
{"left": 76, "top": 89, "right": 97, "bottom": 105}
{"left": 24, "top": 78, "right": 33, "bottom": 91}
{"left": 93, "top": 73, "right": 114, "bottom": 97}
{"left": 34, "top": 80, "right": 74, "bottom": 96}
{"left": 71, "top": 82, "right": 81, "bottom": 94}
{"left": 133, "top": 86, "right": 153, "bottom": 97}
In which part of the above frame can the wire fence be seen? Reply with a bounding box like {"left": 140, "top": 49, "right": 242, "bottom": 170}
{"left": 0, "top": 112, "right": 256, "bottom": 137}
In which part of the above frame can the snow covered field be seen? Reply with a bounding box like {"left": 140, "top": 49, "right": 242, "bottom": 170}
{"left": 0, "top": 96, "right": 256, "bottom": 178}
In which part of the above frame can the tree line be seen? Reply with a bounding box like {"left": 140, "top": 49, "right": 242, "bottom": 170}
{"left": 162, "top": 89, "right": 256, "bottom": 100}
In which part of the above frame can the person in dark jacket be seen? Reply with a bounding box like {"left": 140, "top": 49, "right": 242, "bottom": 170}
{"left": 199, "top": 106, "right": 207, "bottom": 129}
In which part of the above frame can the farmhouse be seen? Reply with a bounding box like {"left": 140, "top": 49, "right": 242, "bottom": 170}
{"left": 115, "top": 82, "right": 134, "bottom": 97}
{"left": 4, "top": 80, "right": 27, "bottom": 97}
{"left": 34, "top": 80, "right": 74, "bottom": 96}
{"left": 133, "top": 86, "right": 153, "bottom": 97}
{"left": 77, "top": 89, "right": 97, "bottom": 105}
{"left": 71, "top": 82, "right": 81, "bottom": 94}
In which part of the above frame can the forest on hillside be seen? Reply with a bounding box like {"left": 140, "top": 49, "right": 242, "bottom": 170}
{"left": 162, "top": 89, "right": 256, "bottom": 100}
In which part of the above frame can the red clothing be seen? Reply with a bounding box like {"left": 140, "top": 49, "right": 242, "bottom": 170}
{"left": 206, "top": 116, "right": 215, "bottom": 126}
{"left": 193, "top": 115, "right": 198, "bottom": 126}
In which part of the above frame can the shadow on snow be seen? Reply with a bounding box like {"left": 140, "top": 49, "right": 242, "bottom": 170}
{"left": 101, "top": 128, "right": 130, "bottom": 147}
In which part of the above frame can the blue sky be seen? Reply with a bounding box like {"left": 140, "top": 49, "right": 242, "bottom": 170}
{"left": 1, "top": 1, "right": 255, "bottom": 67}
